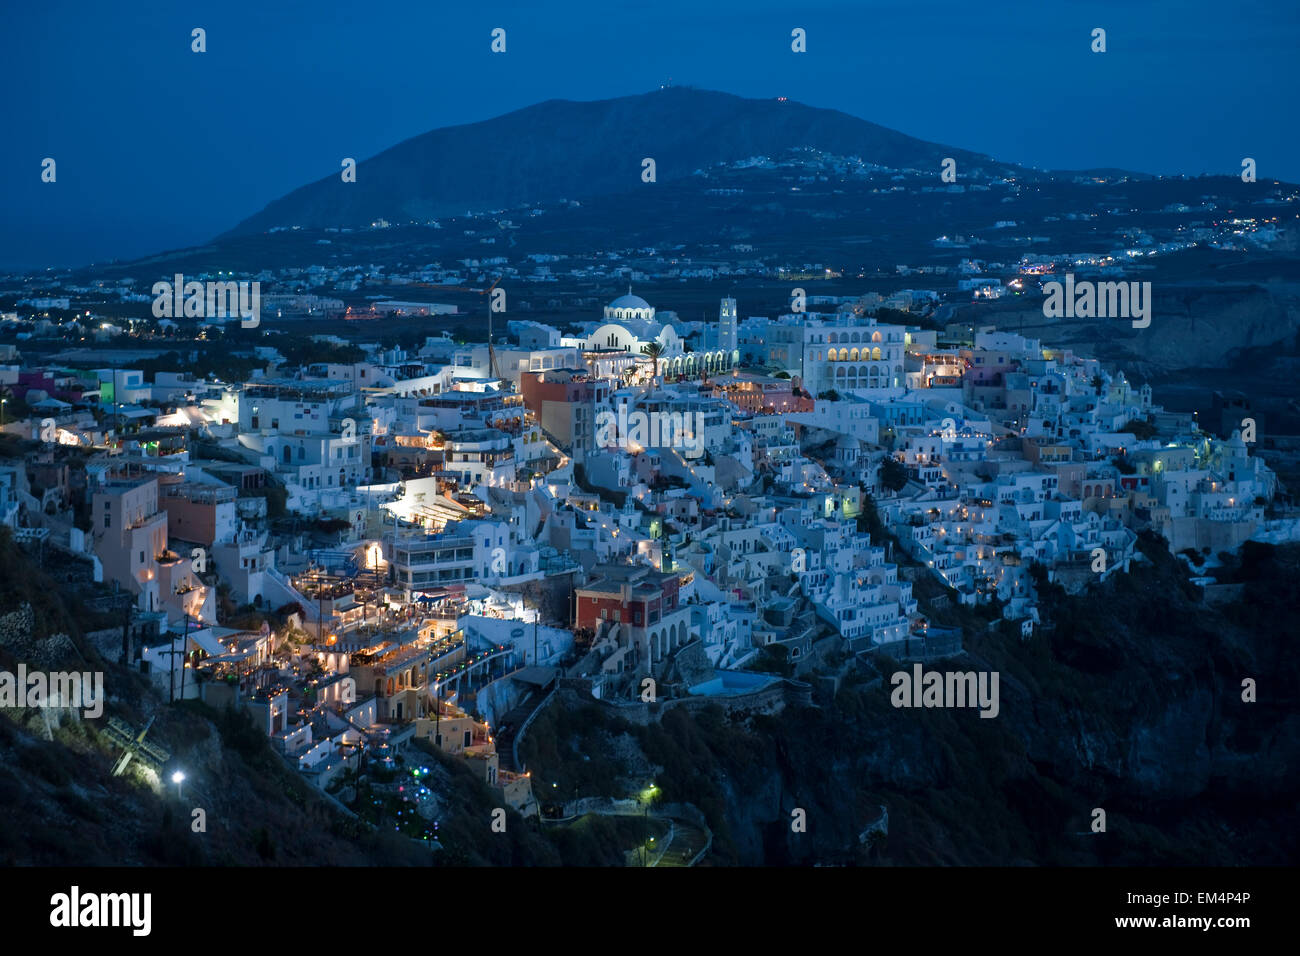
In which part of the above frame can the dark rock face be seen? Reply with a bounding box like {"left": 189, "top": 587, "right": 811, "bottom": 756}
{"left": 537, "top": 542, "right": 1300, "bottom": 866}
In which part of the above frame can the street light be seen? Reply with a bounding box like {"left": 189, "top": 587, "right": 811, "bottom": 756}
{"left": 171, "top": 770, "right": 185, "bottom": 799}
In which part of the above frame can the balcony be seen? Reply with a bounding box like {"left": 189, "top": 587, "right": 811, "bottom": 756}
{"left": 124, "top": 510, "right": 165, "bottom": 531}
{"left": 163, "top": 484, "right": 236, "bottom": 505}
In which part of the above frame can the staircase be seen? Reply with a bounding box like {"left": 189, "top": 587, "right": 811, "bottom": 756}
{"left": 654, "top": 822, "right": 709, "bottom": 867}
{"left": 263, "top": 567, "right": 320, "bottom": 620}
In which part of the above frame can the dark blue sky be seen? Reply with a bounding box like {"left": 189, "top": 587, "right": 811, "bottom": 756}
{"left": 3, "top": 0, "right": 1297, "bottom": 270}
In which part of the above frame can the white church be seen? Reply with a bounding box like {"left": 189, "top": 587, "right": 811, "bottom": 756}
{"left": 562, "top": 290, "right": 734, "bottom": 379}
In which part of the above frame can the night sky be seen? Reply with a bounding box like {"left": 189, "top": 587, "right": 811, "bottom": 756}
{"left": 3, "top": 0, "right": 1296, "bottom": 269}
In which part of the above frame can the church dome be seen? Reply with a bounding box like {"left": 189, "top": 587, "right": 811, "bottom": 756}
{"left": 608, "top": 293, "right": 652, "bottom": 311}
{"left": 604, "top": 291, "right": 656, "bottom": 323}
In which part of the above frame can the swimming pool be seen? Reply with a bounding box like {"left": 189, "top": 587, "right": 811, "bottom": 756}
{"left": 687, "top": 670, "right": 779, "bottom": 697}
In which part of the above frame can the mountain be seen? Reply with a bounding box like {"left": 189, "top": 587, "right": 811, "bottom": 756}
{"left": 222, "top": 87, "right": 1024, "bottom": 237}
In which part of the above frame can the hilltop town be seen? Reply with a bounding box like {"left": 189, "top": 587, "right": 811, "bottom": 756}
{"left": 2, "top": 268, "right": 1292, "bottom": 860}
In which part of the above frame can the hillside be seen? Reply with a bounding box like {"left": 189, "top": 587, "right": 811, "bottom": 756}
{"left": 521, "top": 533, "right": 1300, "bottom": 865}
{"left": 2, "top": 500, "right": 1297, "bottom": 865}
{"left": 222, "top": 87, "right": 1024, "bottom": 236}
{"left": 0, "top": 527, "right": 647, "bottom": 867}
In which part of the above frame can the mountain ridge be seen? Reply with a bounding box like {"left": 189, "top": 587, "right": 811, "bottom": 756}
{"left": 221, "top": 87, "right": 1031, "bottom": 238}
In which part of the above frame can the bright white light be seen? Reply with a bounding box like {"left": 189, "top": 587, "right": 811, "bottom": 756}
{"left": 172, "top": 771, "right": 185, "bottom": 784}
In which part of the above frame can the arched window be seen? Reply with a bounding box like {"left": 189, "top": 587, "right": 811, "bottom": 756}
{"left": 872, "top": 331, "right": 883, "bottom": 343}
{"left": 872, "top": 347, "right": 882, "bottom": 361}
{"left": 849, "top": 348, "right": 860, "bottom": 361}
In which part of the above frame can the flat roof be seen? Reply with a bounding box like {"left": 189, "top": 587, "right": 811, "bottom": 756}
{"left": 513, "top": 666, "right": 558, "bottom": 687}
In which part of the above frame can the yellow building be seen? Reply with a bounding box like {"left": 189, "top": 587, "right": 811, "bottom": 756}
{"left": 415, "top": 705, "right": 537, "bottom": 817}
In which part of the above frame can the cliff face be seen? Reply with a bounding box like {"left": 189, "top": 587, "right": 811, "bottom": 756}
{"left": 1133, "top": 285, "right": 1300, "bottom": 373}
{"left": 750, "top": 541, "right": 1299, "bottom": 865}
{"left": 525, "top": 540, "right": 1299, "bottom": 866}
{"left": 959, "top": 283, "right": 1300, "bottom": 379}
{"left": 4, "top": 531, "right": 1295, "bottom": 866}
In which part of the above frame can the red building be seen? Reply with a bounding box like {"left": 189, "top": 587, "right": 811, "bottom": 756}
{"left": 576, "top": 564, "right": 681, "bottom": 630}
{"left": 575, "top": 564, "right": 691, "bottom": 667}
{"left": 519, "top": 369, "right": 610, "bottom": 454}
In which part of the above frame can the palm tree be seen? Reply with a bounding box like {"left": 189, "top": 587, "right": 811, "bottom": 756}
{"left": 641, "top": 341, "right": 664, "bottom": 380}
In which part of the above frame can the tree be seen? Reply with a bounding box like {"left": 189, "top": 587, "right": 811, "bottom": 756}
{"left": 879, "top": 457, "right": 909, "bottom": 493}
{"left": 755, "top": 643, "right": 794, "bottom": 677}
{"left": 641, "top": 341, "right": 664, "bottom": 379}
{"left": 1119, "top": 418, "right": 1158, "bottom": 441}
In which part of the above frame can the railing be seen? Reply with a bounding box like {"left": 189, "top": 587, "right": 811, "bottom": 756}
{"left": 163, "top": 484, "right": 236, "bottom": 504}
{"left": 124, "top": 511, "right": 164, "bottom": 530}
{"left": 685, "top": 825, "right": 713, "bottom": 867}
{"left": 391, "top": 535, "right": 476, "bottom": 552}
{"left": 512, "top": 684, "right": 558, "bottom": 774}
{"left": 645, "top": 822, "right": 676, "bottom": 867}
